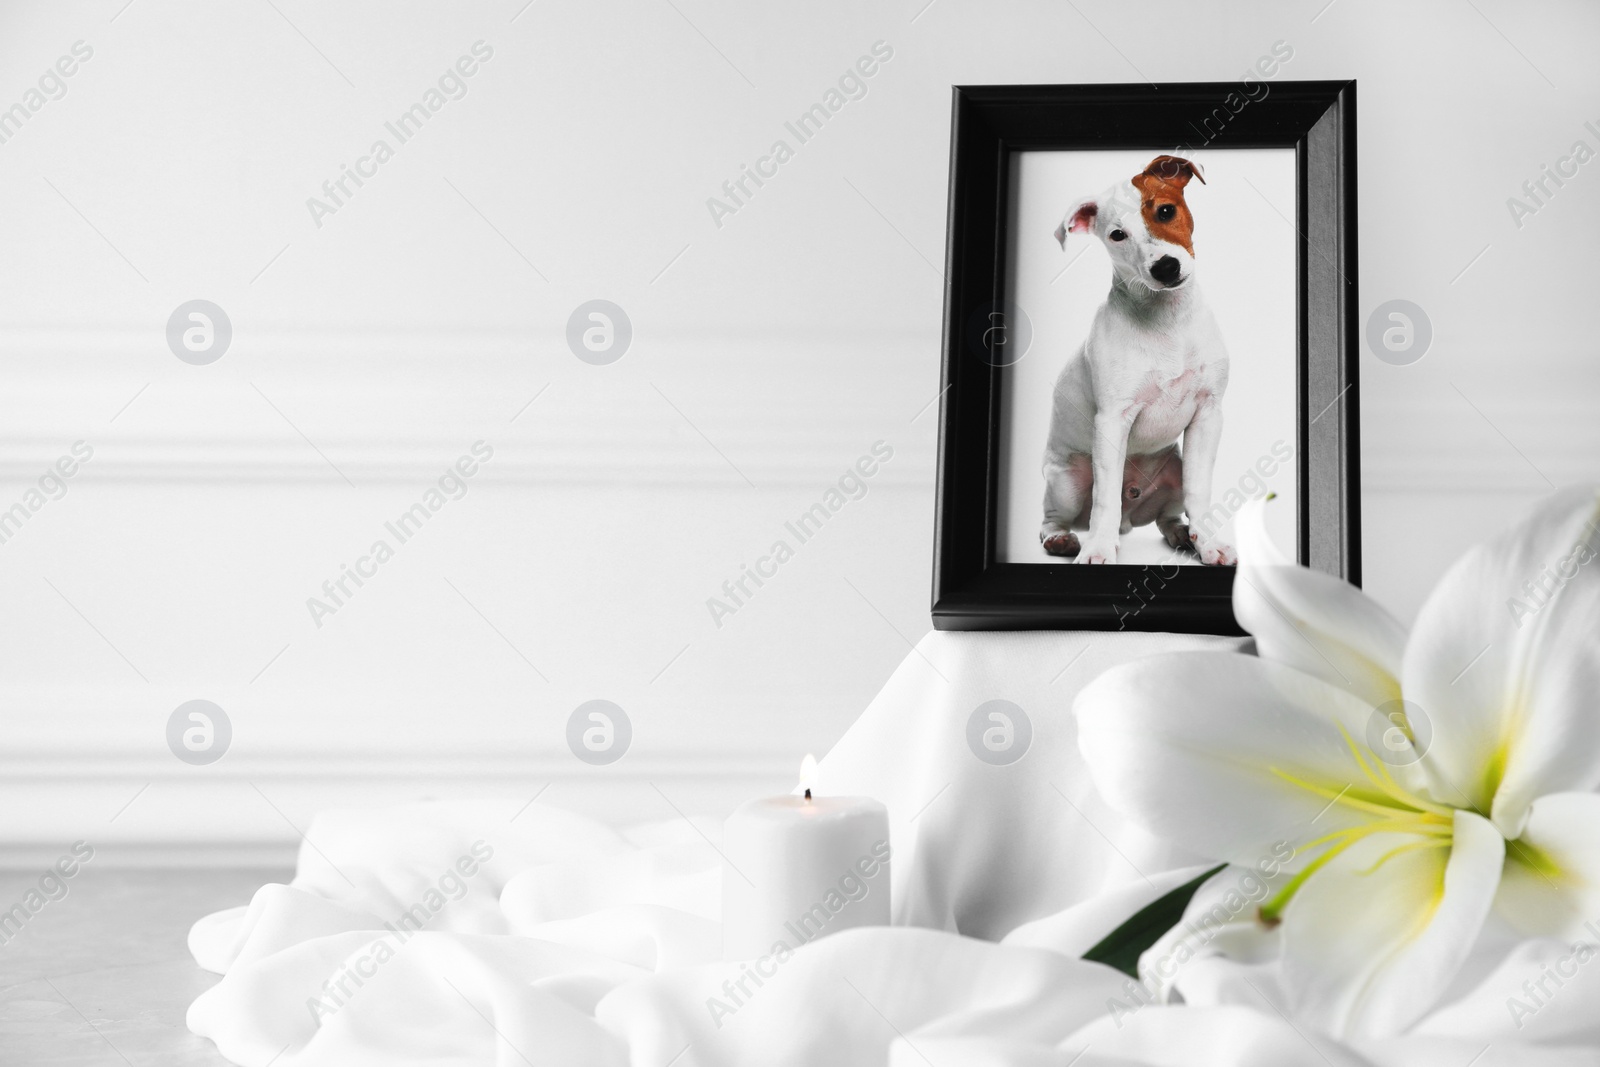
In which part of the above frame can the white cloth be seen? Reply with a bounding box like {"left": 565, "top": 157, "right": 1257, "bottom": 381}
{"left": 818, "top": 630, "right": 1245, "bottom": 938}
{"left": 188, "top": 631, "right": 1580, "bottom": 1066}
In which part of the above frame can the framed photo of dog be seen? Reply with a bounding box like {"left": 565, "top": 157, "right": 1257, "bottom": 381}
{"left": 932, "top": 80, "right": 1359, "bottom": 633}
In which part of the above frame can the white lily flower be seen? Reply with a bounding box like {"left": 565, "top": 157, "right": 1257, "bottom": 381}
{"left": 1074, "top": 487, "right": 1600, "bottom": 1038}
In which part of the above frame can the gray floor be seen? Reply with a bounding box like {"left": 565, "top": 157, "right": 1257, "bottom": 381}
{"left": 0, "top": 868, "right": 289, "bottom": 1066}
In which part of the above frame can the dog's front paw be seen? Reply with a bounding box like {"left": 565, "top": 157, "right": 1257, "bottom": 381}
{"left": 1042, "top": 530, "right": 1080, "bottom": 557}
{"left": 1189, "top": 533, "right": 1236, "bottom": 566}
{"left": 1075, "top": 538, "right": 1118, "bottom": 565}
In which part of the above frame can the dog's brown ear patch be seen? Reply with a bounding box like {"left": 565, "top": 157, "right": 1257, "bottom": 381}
{"left": 1132, "top": 157, "right": 1201, "bottom": 255}
{"left": 1142, "top": 155, "right": 1205, "bottom": 187}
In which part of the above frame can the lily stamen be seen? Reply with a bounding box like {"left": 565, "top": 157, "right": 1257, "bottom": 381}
{"left": 1259, "top": 731, "right": 1461, "bottom": 925}
{"left": 1356, "top": 837, "right": 1453, "bottom": 876}
{"left": 1337, "top": 725, "right": 1452, "bottom": 818}
{"left": 1298, "top": 818, "right": 1450, "bottom": 856}
{"left": 1269, "top": 770, "right": 1422, "bottom": 819}
{"left": 1258, "top": 836, "right": 1358, "bottom": 926}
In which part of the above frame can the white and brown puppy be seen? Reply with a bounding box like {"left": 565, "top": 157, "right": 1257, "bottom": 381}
{"left": 1040, "top": 154, "right": 1235, "bottom": 566}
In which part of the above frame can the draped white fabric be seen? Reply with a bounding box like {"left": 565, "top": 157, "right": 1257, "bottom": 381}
{"left": 187, "top": 631, "right": 1597, "bottom": 1066}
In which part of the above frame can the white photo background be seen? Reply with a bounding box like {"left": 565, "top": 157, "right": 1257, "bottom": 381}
{"left": 996, "top": 148, "right": 1298, "bottom": 566}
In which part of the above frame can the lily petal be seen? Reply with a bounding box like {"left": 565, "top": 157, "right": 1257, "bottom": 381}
{"left": 1279, "top": 809, "right": 1503, "bottom": 1037}
{"left": 1403, "top": 487, "right": 1600, "bottom": 833}
{"left": 1495, "top": 792, "right": 1600, "bottom": 941}
{"left": 1076, "top": 653, "right": 1399, "bottom": 865}
{"left": 1233, "top": 495, "right": 1408, "bottom": 708}
{"left": 1137, "top": 865, "right": 1287, "bottom": 1005}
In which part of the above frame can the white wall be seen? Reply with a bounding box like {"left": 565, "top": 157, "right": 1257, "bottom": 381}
{"left": 1, "top": 0, "right": 1597, "bottom": 863}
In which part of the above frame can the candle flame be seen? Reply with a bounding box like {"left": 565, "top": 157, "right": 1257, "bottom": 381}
{"left": 798, "top": 753, "right": 818, "bottom": 800}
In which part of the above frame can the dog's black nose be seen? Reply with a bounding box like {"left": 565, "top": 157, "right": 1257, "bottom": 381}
{"left": 1150, "top": 256, "right": 1182, "bottom": 286}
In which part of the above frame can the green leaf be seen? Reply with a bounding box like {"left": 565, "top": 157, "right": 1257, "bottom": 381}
{"left": 1081, "top": 864, "right": 1226, "bottom": 978}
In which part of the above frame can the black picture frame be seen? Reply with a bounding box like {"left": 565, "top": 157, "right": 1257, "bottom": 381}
{"left": 932, "top": 80, "right": 1359, "bottom": 634}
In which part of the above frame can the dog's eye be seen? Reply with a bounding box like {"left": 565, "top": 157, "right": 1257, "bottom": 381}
{"left": 1108, "top": 229, "right": 1127, "bottom": 242}
{"left": 1155, "top": 204, "right": 1176, "bottom": 222}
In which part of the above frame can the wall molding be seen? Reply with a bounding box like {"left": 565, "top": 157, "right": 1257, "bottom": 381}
{"left": 1360, "top": 390, "right": 1598, "bottom": 492}
{"left": 0, "top": 435, "right": 937, "bottom": 487}
{"left": 1, "top": 329, "right": 1586, "bottom": 491}
{"left": 0, "top": 751, "right": 797, "bottom": 867}
{"left": 0, "top": 331, "right": 940, "bottom": 486}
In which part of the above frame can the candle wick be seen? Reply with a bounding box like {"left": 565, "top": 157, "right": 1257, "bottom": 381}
{"left": 804, "top": 788, "right": 812, "bottom": 801}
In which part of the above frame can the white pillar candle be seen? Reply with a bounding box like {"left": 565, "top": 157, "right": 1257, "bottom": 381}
{"left": 721, "top": 755, "right": 891, "bottom": 960}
